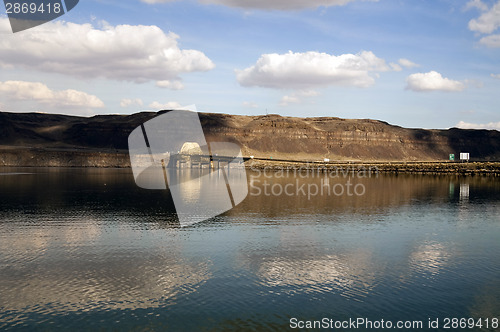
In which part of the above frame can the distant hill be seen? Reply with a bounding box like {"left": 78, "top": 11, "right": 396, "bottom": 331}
{"left": 1, "top": 110, "right": 499, "bottom": 167}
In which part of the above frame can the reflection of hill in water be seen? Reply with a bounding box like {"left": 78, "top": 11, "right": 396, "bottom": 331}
{"left": 1, "top": 111, "right": 500, "bottom": 166}
{"left": 233, "top": 172, "right": 500, "bottom": 218}
{"left": 1, "top": 168, "right": 497, "bottom": 220}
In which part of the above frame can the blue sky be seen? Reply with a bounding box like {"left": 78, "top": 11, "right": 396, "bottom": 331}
{"left": 1, "top": 0, "right": 499, "bottom": 129}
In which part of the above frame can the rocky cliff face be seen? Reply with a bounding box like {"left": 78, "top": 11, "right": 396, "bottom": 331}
{"left": 0, "top": 111, "right": 499, "bottom": 167}
{"left": 200, "top": 113, "right": 500, "bottom": 161}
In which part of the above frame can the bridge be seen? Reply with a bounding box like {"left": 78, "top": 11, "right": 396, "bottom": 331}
{"left": 168, "top": 153, "right": 246, "bottom": 169}
{"left": 166, "top": 142, "right": 246, "bottom": 170}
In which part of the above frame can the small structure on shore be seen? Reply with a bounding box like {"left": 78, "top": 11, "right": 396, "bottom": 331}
{"left": 460, "top": 153, "right": 470, "bottom": 162}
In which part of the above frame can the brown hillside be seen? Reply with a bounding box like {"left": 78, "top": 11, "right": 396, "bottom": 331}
{"left": 1, "top": 111, "right": 499, "bottom": 165}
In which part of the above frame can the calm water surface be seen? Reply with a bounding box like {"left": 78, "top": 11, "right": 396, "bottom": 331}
{"left": 0, "top": 167, "right": 499, "bottom": 331}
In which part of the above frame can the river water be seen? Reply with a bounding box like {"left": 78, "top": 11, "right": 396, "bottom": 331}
{"left": 0, "top": 167, "right": 499, "bottom": 331}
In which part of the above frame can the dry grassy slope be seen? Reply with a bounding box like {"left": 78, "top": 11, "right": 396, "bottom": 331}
{"left": 1, "top": 111, "right": 499, "bottom": 162}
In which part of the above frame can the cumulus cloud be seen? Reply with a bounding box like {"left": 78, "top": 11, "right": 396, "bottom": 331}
{"left": 280, "top": 95, "right": 301, "bottom": 106}
{"left": 468, "top": 0, "right": 500, "bottom": 48}
{"left": 141, "top": 0, "right": 377, "bottom": 10}
{"left": 120, "top": 98, "right": 144, "bottom": 108}
{"left": 280, "top": 90, "right": 319, "bottom": 106}
{"left": 155, "top": 80, "right": 185, "bottom": 90}
{"left": 491, "top": 73, "right": 500, "bottom": 79}
{"left": 0, "top": 81, "right": 104, "bottom": 108}
{"left": 149, "top": 101, "right": 182, "bottom": 110}
{"left": 478, "top": 34, "right": 500, "bottom": 47}
{"left": 390, "top": 58, "right": 419, "bottom": 71}
{"left": 406, "top": 71, "right": 465, "bottom": 92}
{"left": 456, "top": 120, "right": 500, "bottom": 130}
{"left": 0, "top": 18, "right": 214, "bottom": 87}
{"left": 236, "top": 51, "right": 392, "bottom": 90}
{"left": 398, "top": 58, "right": 419, "bottom": 68}
{"left": 465, "top": 0, "right": 489, "bottom": 12}
{"left": 389, "top": 63, "right": 402, "bottom": 72}
{"left": 468, "top": 0, "right": 500, "bottom": 33}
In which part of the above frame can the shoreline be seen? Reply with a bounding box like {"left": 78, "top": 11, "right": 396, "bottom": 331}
{"left": 1, "top": 148, "right": 500, "bottom": 175}
{"left": 246, "top": 160, "right": 500, "bottom": 176}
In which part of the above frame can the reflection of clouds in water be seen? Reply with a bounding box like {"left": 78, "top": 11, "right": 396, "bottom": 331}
{"left": 234, "top": 223, "right": 379, "bottom": 301}
{"left": 407, "top": 242, "right": 451, "bottom": 278}
{"left": 253, "top": 251, "right": 377, "bottom": 301}
{"left": 0, "top": 255, "right": 211, "bottom": 315}
{"left": 0, "top": 217, "right": 103, "bottom": 259}
{"left": 0, "top": 221, "right": 212, "bottom": 316}
{"left": 1, "top": 259, "right": 210, "bottom": 311}
{"left": 0, "top": 228, "right": 51, "bottom": 258}
{"left": 60, "top": 220, "right": 103, "bottom": 244}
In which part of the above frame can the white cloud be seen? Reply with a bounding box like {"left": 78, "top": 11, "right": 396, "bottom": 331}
{"left": 280, "top": 90, "right": 319, "bottom": 106}
{"left": 456, "top": 120, "right": 500, "bottom": 130}
{"left": 0, "top": 18, "right": 215, "bottom": 86}
{"left": 236, "top": 51, "right": 392, "bottom": 90}
{"left": 465, "top": 0, "right": 489, "bottom": 12}
{"left": 280, "top": 95, "right": 301, "bottom": 106}
{"left": 468, "top": 0, "right": 500, "bottom": 34}
{"left": 142, "top": 0, "right": 378, "bottom": 10}
{"left": 398, "top": 58, "right": 419, "bottom": 68}
{"left": 120, "top": 98, "right": 144, "bottom": 108}
{"left": 389, "top": 63, "right": 402, "bottom": 72}
{"left": 155, "top": 80, "right": 185, "bottom": 90}
{"left": 242, "top": 101, "right": 259, "bottom": 108}
{"left": 478, "top": 33, "right": 500, "bottom": 47}
{"left": 298, "top": 90, "right": 320, "bottom": 97}
{"left": 406, "top": 71, "right": 465, "bottom": 92}
{"left": 149, "top": 101, "right": 182, "bottom": 110}
{"left": 468, "top": 0, "right": 500, "bottom": 48}
{"left": 0, "top": 81, "right": 104, "bottom": 108}
{"left": 491, "top": 73, "right": 500, "bottom": 79}
{"left": 389, "top": 59, "right": 418, "bottom": 72}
